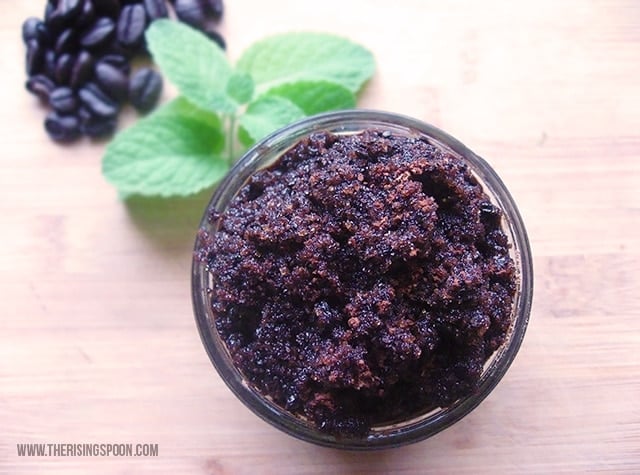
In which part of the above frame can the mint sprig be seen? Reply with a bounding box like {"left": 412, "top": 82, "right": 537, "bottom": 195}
{"left": 103, "top": 20, "right": 375, "bottom": 198}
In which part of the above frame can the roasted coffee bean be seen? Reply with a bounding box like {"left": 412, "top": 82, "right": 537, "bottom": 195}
{"left": 143, "top": 0, "right": 169, "bottom": 21}
{"left": 70, "top": 51, "right": 94, "bottom": 89}
{"left": 77, "top": 106, "right": 94, "bottom": 135}
{"left": 99, "top": 54, "right": 130, "bottom": 74}
{"left": 44, "top": 2, "right": 55, "bottom": 22}
{"left": 45, "top": 112, "right": 81, "bottom": 143}
{"left": 50, "top": 87, "right": 78, "bottom": 113}
{"left": 55, "top": 28, "right": 76, "bottom": 55}
{"left": 77, "top": 106, "right": 92, "bottom": 123}
{"left": 117, "top": 4, "right": 147, "bottom": 47}
{"left": 95, "top": 62, "right": 129, "bottom": 102}
{"left": 174, "top": 0, "right": 207, "bottom": 29}
{"left": 205, "top": 29, "right": 225, "bottom": 50}
{"left": 79, "top": 83, "right": 119, "bottom": 117}
{"left": 22, "top": 17, "right": 43, "bottom": 44}
{"left": 45, "top": 8, "right": 66, "bottom": 34}
{"left": 55, "top": 53, "right": 74, "bottom": 85}
{"left": 95, "top": 0, "right": 122, "bottom": 19}
{"left": 77, "top": 0, "right": 97, "bottom": 28}
{"left": 36, "top": 22, "right": 51, "bottom": 45}
{"left": 56, "top": 0, "right": 83, "bottom": 24}
{"left": 26, "top": 74, "right": 56, "bottom": 103}
{"left": 44, "top": 48, "right": 57, "bottom": 79}
{"left": 129, "top": 67, "right": 162, "bottom": 112}
{"left": 81, "top": 114, "right": 117, "bottom": 138}
{"left": 80, "top": 17, "right": 116, "bottom": 49}
{"left": 26, "top": 39, "right": 45, "bottom": 76}
{"left": 203, "top": 0, "right": 223, "bottom": 21}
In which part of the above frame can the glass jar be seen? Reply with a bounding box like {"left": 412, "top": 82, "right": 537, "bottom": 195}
{"left": 192, "top": 110, "right": 533, "bottom": 450}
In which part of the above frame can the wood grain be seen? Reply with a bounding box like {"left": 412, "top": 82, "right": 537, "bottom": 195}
{"left": 1, "top": 0, "right": 639, "bottom": 473}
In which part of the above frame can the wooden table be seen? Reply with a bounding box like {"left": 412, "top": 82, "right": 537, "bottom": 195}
{"left": 2, "top": 0, "right": 639, "bottom": 473}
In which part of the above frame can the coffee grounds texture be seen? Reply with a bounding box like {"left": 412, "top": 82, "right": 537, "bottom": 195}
{"left": 198, "top": 130, "right": 517, "bottom": 436}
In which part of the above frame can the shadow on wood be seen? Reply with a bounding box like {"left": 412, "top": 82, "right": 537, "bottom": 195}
{"left": 124, "top": 188, "right": 214, "bottom": 253}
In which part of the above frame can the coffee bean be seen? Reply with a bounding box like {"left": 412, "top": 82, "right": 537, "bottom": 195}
{"left": 99, "top": 54, "right": 130, "bottom": 74}
{"left": 129, "top": 67, "right": 162, "bottom": 112}
{"left": 79, "top": 83, "right": 119, "bottom": 117}
{"left": 174, "top": 0, "right": 207, "bottom": 29}
{"left": 44, "top": 2, "right": 55, "bottom": 22}
{"left": 55, "top": 53, "right": 74, "bottom": 85}
{"left": 205, "top": 29, "right": 225, "bottom": 50}
{"left": 55, "top": 28, "right": 76, "bottom": 55}
{"left": 95, "top": 62, "right": 129, "bottom": 102}
{"left": 78, "top": 106, "right": 92, "bottom": 123}
{"left": 77, "top": 0, "right": 97, "bottom": 28}
{"left": 117, "top": 5, "right": 147, "bottom": 47}
{"left": 26, "top": 74, "right": 56, "bottom": 103}
{"left": 26, "top": 39, "right": 45, "bottom": 76}
{"left": 50, "top": 87, "right": 78, "bottom": 113}
{"left": 45, "top": 8, "right": 66, "bottom": 34}
{"left": 70, "top": 51, "right": 94, "bottom": 89}
{"left": 80, "top": 113, "right": 117, "bottom": 138}
{"left": 95, "top": 0, "right": 122, "bottom": 19}
{"left": 37, "top": 22, "right": 52, "bottom": 46}
{"left": 45, "top": 112, "right": 81, "bottom": 142}
{"left": 22, "top": 17, "right": 42, "bottom": 44}
{"left": 80, "top": 17, "right": 116, "bottom": 49}
{"left": 44, "top": 48, "right": 57, "bottom": 79}
{"left": 143, "top": 0, "right": 169, "bottom": 21}
{"left": 203, "top": 0, "right": 223, "bottom": 21}
{"left": 56, "top": 0, "right": 83, "bottom": 24}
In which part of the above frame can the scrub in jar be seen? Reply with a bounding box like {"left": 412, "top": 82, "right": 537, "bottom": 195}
{"left": 197, "top": 129, "right": 517, "bottom": 436}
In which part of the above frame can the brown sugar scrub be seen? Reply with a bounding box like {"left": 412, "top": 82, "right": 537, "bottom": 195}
{"left": 197, "top": 129, "right": 517, "bottom": 437}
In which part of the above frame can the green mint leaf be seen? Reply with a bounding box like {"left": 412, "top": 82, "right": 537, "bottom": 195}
{"left": 146, "top": 19, "right": 236, "bottom": 114}
{"left": 103, "top": 98, "right": 228, "bottom": 197}
{"left": 236, "top": 33, "right": 375, "bottom": 94}
{"left": 226, "top": 72, "right": 255, "bottom": 105}
{"left": 265, "top": 80, "right": 355, "bottom": 115}
{"left": 238, "top": 96, "right": 305, "bottom": 147}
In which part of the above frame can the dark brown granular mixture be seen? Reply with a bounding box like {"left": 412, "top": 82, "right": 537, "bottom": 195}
{"left": 198, "top": 130, "right": 517, "bottom": 437}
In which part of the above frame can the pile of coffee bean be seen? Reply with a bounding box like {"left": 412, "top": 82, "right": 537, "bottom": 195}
{"left": 23, "top": 0, "right": 225, "bottom": 143}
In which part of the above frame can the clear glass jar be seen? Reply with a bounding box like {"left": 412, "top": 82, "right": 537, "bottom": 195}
{"left": 192, "top": 110, "right": 533, "bottom": 450}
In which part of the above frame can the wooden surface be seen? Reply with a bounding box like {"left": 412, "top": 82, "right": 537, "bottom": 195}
{"left": 1, "top": 0, "right": 639, "bottom": 473}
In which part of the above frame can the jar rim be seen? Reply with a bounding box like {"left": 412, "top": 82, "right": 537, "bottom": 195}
{"left": 192, "top": 109, "right": 533, "bottom": 450}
